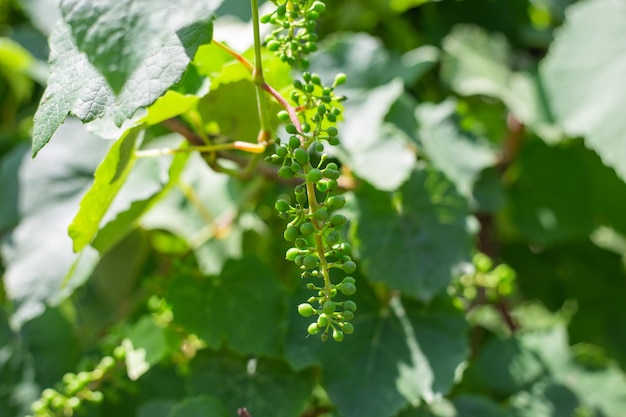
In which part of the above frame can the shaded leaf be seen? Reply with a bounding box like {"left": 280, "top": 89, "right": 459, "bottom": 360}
{"left": 354, "top": 167, "right": 471, "bottom": 300}
{"left": 167, "top": 257, "right": 287, "bottom": 356}
{"left": 0, "top": 119, "right": 108, "bottom": 326}
{"left": 189, "top": 350, "right": 315, "bottom": 417}
{"left": 541, "top": 0, "right": 626, "bottom": 180}
{"left": 68, "top": 128, "right": 142, "bottom": 252}
{"left": 285, "top": 281, "right": 469, "bottom": 417}
{"left": 417, "top": 100, "right": 497, "bottom": 198}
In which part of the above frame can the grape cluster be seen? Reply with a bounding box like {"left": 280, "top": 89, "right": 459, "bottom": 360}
{"left": 450, "top": 252, "right": 517, "bottom": 308}
{"left": 269, "top": 72, "right": 356, "bottom": 341}
{"left": 261, "top": 0, "right": 326, "bottom": 67}
{"left": 27, "top": 350, "right": 125, "bottom": 417}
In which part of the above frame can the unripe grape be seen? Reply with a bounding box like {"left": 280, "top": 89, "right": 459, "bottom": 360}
{"left": 332, "top": 329, "right": 344, "bottom": 342}
{"left": 289, "top": 136, "right": 301, "bottom": 149}
{"left": 307, "top": 323, "right": 320, "bottom": 335}
{"left": 278, "top": 166, "right": 294, "bottom": 179}
{"left": 342, "top": 276, "right": 356, "bottom": 284}
{"left": 317, "top": 314, "right": 329, "bottom": 327}
{"left": 275, "top": 199, "right": 290, "bottom": 212}
{"left": 314, "top": 208, "right": 328, "bottom": 222}
{"left": 302, "top": 72, "right": 311, "bottom": 82}
{"left": 307, "top": 168, "right": 323, "bottom": 183}
{"left": 285, "top": 124, "right": 298, "bottom": 134}
{"left": 326, "top": 126, "right": 338, "bottom": 137}
{"left": 331, "top": 214, "right": 347, "bottom": 227}
{"left": 342, "top": 310, "right": 354, "bottom": 321}
{"left": 303, "top": 254, "right": 320, "bottom": 269}
{"left": 312, "top": 1, "right": 326, "bottom": 13}
{"left": 334, "top": 73, "right": 347, "bottom": 86}
{"left": 473, "top": 252, "right": 493, "bottom": 273}
{"left": 290, "top": 162, "right": 301, "bottom": 173}
{"left": 286, "top": 248, "right": 300, "bottom": 261}
{"left": 327, "top": 195, "right": 346, "bottom": 209}
{"left": 343, "top": 300, "right": 357, "bottom": 311}
{"left": 267, "top": 40, "right": 280, "bottom": 51}
{"left": 276, "top": 145, "right": 288, "bottom": 158}
{"left": 294, "top": 255, "right": 305, "bottom": 266}
{"left": 294, "top": 148, "right": 310, "bottom": 165}
{"left": 300, "top": 222, "right": 314, "bottom": 235}
{"left": 295, "top": 238, "right": 308, "bottom": 249}
{"left": 298, "top": 303, "right": 315, "bottom": 317}
{"left": 322, "top": 300, "right": 336, "bottom": 314}
{"left": 343, "top": 260, "right": 357, "bottom": 274}
{"left": 284, "top": 226, "right": 298, "bottom": 242}
{"left": 341, "top": 322, "right": 354, "bottom": 334}
{"left": 340, "top": 282, "right": 356, "bottom": 296}
{"left": 323, "top": 168, "right": 340, "bottom": 180}
{"left": 307, "top": 10, "right": 320, "bottom": 20}
{"left": 277, "top": 110, "right": 290, "bottom": 121}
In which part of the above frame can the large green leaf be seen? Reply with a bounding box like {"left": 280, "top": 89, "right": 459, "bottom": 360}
{"left": 285, "top": 280, "right": 469, "bottom": 417}
{"left": 441, "top": 25, "right": 559, "bottom": 142}
{"left": 68, "top": 128, "right": 142, "bottom": 252}
{"left": 168, "top": 396, "right": 227, "bottom": 417}
{"left": 167, "top": 257, "right": 287, "bottom": 356}
{"left": 354, "top": 167, "right": 472, "bottom": 300}
{"left": 60, "top": 0, "right": 222, "bottom": 92}
{"left": 340, "top": 79, "right": 416, "bottom": 191}
{"left": 417, "top": 100, "right": 497, "bottom": 198}
{"left": 0, "top": 119, "right": 108, "bottom": 326}
{"left": 32, "top": 14, "right": 213, "bottom": 155}
{"left": 189, "top": 350, "right": 315, "bottom": 417}
{"left": 541, "top": 0, "right": 626, "bottom": 181}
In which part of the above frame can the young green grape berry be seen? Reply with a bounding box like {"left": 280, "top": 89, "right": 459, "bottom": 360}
{"left": 300, "top": 222, "right": 314, "bottom": 235}
{"left": 340, "top": 282, "right": 356, "bottom": 296}
{"left": 289, "top": 136, "right": 301, "bottom": 149}
{"left": 307, "top": 168, "right": 323, "bottom": 183}
{"left": 343, "top": 260, "right": 357, "bottom": 274}
{"left": 278, "top": 166, "right": 294, "bottom": 179}
{"left": 322, "top": 300, "right": 336, "bottom": 314}
{"left": 326, "top": 195, "right": 346, "bottom": 209}
{"left": 284, "top": 226, "right": 298, "bottom": 242}
{"left": 307, "top": 322, "right": 321, "bottom": 335}
{"left": 473, "top": 252, "right": 493, "bottom": 273}
{"left": 303, "top": 254, "right": 320, "bottom": 269}
{"left": 314, "top": 207, "right": 328, "bottom": 222}
{"left": 285, "top": 123, "right": 298, "bottom": 134}
{"left": 298, "top": 303, "right": 315, "bottom": 317}
{"left": 267, "top": 40, "right": 280, "bottom": 51}
{"left": 286, "top": 248, "right": 300, "bottom": 261}
{"left": 343, "top": 300, "right": 357, "bottom": 312}
{"left": 294, "top": 148, "right": 310, "bottom": 165}
{"left": 332, "top": 328, "right": 344, "bottom": 342}
{"left": 317, "top": 314, "right": 329, "bottom": 327}
{"left": 295, "top": 238, "right": 308, "bottom": 249}
{"left": 323, "top": 168, "right": 340, "bottom": 180}
{"left": 341, "top": 322, "right": 354, "bottom": 334}
{"left": 275, "top": 199, "right": 290, "bottom": 213}
{"left": 276, "top": 145, "right": 288, "bottom": 158}
{"left": 334, "top": 73, "right": 347, "bottom": 86}
{"left": 326, "top": 126, "right": 338, "bottom": 137}
{"left": 342, "top": 310, "right": 354, "bottom": 321}
{"left": 330, "top": 213, "right": 348, "bottom": 227}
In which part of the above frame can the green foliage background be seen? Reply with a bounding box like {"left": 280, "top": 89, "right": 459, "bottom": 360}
{"left": 2, "top": 0, "right": 626, "bottom": 416}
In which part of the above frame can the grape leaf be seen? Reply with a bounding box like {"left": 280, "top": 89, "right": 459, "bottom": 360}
{"left": 168, "top": 396, "right": 227, "bottom": 417}
{"left": 417, "top": 100, "right": 497, "bottom": 198}
{"left": 442, "top": 25, "right": 559, "bottom": 142}
{"left": 68, "top": 127, "right": 142, "bottom": 252}
{"left": 541, "top": 0, "right": 626, "bottom": 181}
{"left": 59, "top": 0, "right": 221, "bottom": 92}
{"left": 340, "top": 79, "right": 416, "bottom": 191}
{"left": 189, "top": 350, "right": 315, "bottom": 417}
{"left": 0, "top": 119, "right": 108, "bottom": 327}
{"left": 167, "top": 257, "right": 287, "bottom": 356}
{"left": 136, "top": 399, "right": 178, "bottom": 417}
{"left": 32, "top": 14, "right": 213, "bottom": 156}
{"left": 354, "top": 167, "right": 472, "bottom": 300}
{"left": 285, "top": 280, "right": 469, "bottom": 417}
